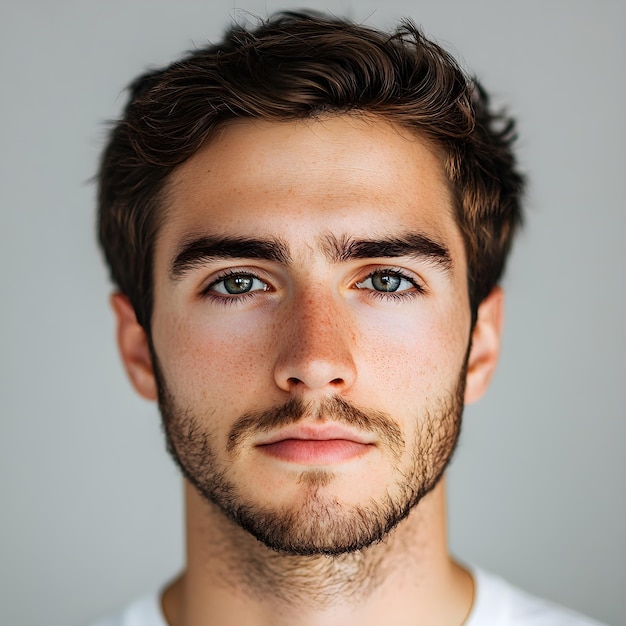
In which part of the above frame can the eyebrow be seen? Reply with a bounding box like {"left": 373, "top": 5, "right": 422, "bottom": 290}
{"left": 169, "top": 231, "right": 452, "bottom": 280}
{"left": 170, "top": 235, "right": 291, "bottom": 280}
{"left": 321, "top": 232, "right": 453, "bottom": 271}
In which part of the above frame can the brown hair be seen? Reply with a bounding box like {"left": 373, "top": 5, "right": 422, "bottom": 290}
{"left": 97, "top": 10, "right": 524, "bottom": 329}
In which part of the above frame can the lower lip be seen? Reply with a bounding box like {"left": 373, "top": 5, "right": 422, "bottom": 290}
{"left": 258, "top": 439, "right": 372, "bottom": 464}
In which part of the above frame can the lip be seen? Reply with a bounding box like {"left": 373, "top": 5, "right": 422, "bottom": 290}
{"left": 255, "top": 423, "right": 375, "bottom": 465}
{"left": 255, "top": 423, "right": 375, "bottom": 446}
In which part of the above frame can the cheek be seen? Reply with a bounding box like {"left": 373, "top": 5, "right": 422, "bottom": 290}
{"left": 355, "top": 303, "right": 469, "bottom": 399}
{"left": 152, "top": 308, "right": 278, "bottom": 407}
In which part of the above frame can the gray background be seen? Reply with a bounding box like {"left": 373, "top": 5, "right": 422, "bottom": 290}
{"left": 1, "top": 1, "right": 624, "bottom": 625}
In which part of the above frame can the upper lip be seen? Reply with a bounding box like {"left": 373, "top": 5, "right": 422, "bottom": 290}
{"left": 255, "top": 423, "right": 375, "bottom": 446}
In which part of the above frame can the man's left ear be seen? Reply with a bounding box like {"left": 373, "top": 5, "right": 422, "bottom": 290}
{"left": 464, "top": 286, "right": 504, "bottom": 405}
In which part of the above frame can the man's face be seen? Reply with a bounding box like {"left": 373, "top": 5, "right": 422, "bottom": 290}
{"left": 146, "top": 115, "right": 478, "bottom": 555}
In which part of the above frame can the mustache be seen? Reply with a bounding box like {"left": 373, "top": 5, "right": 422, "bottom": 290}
{"left": 227, "top": 396, "right": 404, "bottom": 459}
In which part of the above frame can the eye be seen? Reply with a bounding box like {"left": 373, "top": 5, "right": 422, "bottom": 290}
{"left": 355, "top": 270, "right": 418, "bottom": 294}
{"left": 208, "top": 272, "right": 269, "bottom": 295}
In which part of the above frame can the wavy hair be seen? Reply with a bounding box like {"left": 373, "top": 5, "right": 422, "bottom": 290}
{"left": 97, "top": 10, "right": 524, "bottom": 328}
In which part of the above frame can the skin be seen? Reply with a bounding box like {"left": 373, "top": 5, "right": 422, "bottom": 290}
{"left": 113, "top": 114, "right": 503, "bottom": 626}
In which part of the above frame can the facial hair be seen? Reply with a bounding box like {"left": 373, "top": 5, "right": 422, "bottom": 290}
{"left": 153, "top": 358, "right": 466, "bottom": 557}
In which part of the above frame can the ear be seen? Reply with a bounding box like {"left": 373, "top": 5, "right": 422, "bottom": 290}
{"left": 110, "top": 293, "right": 158, "bottom": 401}
{"left": 464, "top": 286, "right": 504, "bottom": 405}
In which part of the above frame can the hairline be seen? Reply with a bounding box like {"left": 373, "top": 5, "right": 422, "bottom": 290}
{"left": 141, "top": 112, "right": 471, "bottom": 325}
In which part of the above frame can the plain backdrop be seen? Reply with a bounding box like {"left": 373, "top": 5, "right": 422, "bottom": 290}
{"left": 1, "top": 1, "right": 624, "bottom": 625}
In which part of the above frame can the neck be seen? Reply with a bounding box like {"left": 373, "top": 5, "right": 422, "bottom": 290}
{"left": 162, "top": 478, "right": 474, "bottom": 626}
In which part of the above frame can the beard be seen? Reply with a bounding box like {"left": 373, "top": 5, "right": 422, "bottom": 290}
{"left": 153, "top": 358, "right": 466, "bottom": 557}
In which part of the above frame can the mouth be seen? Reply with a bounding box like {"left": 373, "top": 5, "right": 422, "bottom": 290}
{"left": 255, "top": 424, "right": 375, "bottom": 465}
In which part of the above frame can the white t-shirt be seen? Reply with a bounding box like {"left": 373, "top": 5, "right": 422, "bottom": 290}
{"left": 91, "top": 569, "right": 608, "bottom": 626}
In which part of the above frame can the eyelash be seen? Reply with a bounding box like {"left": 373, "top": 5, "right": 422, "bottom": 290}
{"left": 200, "top": 268, "right": 425, "bottom": 305}
{"left": 201, "top": 270, "right": 270, "bottom": 305}
{"left": 357, "top": 269, "right": 425, "bottom": 301}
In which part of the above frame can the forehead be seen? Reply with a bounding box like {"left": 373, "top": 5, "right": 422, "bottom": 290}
{"left": 158, "top": 114, "right": 463, "bottom": 263}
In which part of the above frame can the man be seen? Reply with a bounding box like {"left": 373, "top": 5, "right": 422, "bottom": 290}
{"left": 94, "top": 10, "right": 605, "bottom": 626}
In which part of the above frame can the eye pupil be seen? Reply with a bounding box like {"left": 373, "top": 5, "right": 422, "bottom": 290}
{"left": 224, "top": 275, "right": 253, "bottom": 294}
{"left": 372, "top": 272, "right": 401, "bottom": 292}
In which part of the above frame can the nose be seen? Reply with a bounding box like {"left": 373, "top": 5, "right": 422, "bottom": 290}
{"left": 273, "top": 292, "right": 357, "bottom": 395}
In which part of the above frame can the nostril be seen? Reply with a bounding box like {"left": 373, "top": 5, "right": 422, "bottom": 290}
{"left": 276, "top": 354, "right": 357, "bottom": 393}
{"left": 286, "top": 376, "right": 344, "bottom": 388}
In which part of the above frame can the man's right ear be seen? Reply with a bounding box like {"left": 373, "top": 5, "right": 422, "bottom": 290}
{"left": 110, "top": 293, "right": 158, "bottom": 401}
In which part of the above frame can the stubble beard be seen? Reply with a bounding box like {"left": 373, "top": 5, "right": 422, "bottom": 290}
{"left": 153, "top": 356, "right": 466, "bottom": 559}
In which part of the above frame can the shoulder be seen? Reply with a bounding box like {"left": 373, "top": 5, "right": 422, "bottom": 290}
{"left": 466, "top": 568, "right": 608, "bottom": 626}
{"left": 89, "top": 592, "right": 166, "bottom": 626}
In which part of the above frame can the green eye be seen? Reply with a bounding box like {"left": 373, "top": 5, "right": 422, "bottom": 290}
{"left": 223, "top": 275, "right": 253, "bottom": 294}
{"left": 210, "top": 274, "right": 268, "bottom": 295}
{"left": 371, "top": 272, "right": 402, "bottom": 292}
{"left": 356, "top": 271, "right": 416, "bottom": 293}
